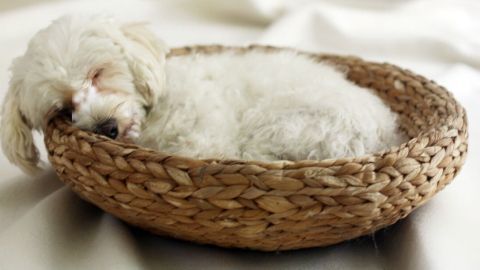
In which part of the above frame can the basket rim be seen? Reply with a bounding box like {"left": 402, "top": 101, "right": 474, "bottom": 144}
{"left": 45, "top": 44, "right": 468, "bottom": 170}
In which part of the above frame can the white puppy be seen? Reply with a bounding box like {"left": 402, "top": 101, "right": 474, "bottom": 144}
{"left": 1, "top": 15, "right": 406, "bottom": 175}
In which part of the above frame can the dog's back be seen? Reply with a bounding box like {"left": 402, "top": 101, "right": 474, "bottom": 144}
{"left": 139, "top": 50, "right": 406, "bottom": 161}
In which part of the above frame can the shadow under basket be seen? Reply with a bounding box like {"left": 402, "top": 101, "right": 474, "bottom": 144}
{"left": 45, "top": 45, "right": 468, "bottom": 251}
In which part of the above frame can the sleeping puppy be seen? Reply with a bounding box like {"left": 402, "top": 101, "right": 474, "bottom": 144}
{"left": 1, "top": 14, "right": 406, "bottom": 175}
{"left": 1, "top": 15, "right": 166, "bottom": 174}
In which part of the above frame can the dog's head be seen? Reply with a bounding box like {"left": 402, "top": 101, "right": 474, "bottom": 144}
{"left": 0, "top": 14, "right": 168, "bottom": 175}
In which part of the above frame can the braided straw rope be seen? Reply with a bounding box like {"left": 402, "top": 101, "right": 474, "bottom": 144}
{"left": 44, "top": 45, "right": 468, "bottom": 251}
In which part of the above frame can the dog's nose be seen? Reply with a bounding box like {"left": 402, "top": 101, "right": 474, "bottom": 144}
{"left": 95, "top": 119, "right": 119, "bottom": 139}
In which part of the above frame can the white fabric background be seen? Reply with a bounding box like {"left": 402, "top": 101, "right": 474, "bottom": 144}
{"left": 0, "top": 0, "right": 479, "bottom": 269}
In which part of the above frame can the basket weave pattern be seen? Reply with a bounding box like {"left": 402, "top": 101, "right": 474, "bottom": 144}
{"left": 45, "top": 45, "right": 468, "bottom": 251}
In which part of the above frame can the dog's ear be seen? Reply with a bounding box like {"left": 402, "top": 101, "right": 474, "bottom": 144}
{"left": 0, "top": 80, "right": 42, "bottom": 175}
{"left": 119, "top": 22, "right": 169, "bottom": 108}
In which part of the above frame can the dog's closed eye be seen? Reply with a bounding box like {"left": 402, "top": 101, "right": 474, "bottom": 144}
{"left": 92, "top": 68, "right": 103, "bottom": 86}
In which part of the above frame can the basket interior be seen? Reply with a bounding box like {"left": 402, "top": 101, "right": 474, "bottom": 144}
{"left": 166, "top": 46, "right": 463, "bottom": 149}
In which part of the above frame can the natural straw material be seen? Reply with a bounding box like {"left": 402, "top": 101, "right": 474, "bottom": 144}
{"left": 45, "top": 45, "right": 468, "bottom": 251}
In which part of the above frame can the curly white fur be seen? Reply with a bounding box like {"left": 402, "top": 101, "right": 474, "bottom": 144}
{"left": 141, "top": 51, "right": 407, "bottom": 161}
{"left": 0, "top": 14, "right": 407, "bottom": 175}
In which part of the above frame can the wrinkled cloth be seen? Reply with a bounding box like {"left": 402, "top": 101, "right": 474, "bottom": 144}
{"left": 0, "top": 0, "right": 479, "bottom": 269}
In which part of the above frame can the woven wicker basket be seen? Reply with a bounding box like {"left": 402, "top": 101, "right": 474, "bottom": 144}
{"left": 45, "top": 45, "right": 468, "bottom": 251}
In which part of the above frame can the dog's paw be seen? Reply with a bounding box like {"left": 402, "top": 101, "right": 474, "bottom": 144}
{"left": 126, "top": 116, "right": 141, "bottom": 139}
